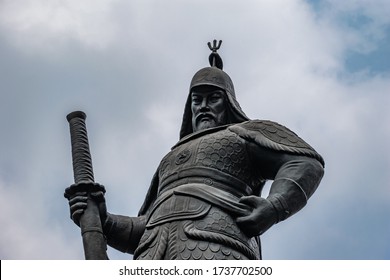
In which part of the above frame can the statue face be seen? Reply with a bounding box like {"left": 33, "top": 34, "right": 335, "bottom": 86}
{"left": 191, "top": 85, "right": 227, "bottom": 133}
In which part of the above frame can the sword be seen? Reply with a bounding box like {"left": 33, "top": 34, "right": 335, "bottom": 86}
{"left": 65, "top": 111, "right": 108, "bottom": 260}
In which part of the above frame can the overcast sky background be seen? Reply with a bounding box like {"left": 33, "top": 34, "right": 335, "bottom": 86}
{"left": 0, "top": 0, "right": 389, "bottom": 260}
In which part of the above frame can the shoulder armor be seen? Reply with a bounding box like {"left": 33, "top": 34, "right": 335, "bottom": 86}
{"left": 229, "top": 120, "right": 324, "bottom": 167}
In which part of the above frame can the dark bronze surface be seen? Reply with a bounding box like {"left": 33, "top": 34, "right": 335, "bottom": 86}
{"left": 65, "top": 41, "right": 324, "bottom": 260}
{"left": 65, "top": 111, "right": 108, "bottom": 260}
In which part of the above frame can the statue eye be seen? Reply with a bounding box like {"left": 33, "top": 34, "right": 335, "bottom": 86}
{"left": 209, "top": 93, "right": 223, "bottom": 103}
{"left": 192, "top": 96, "right": 202, "bottom": 104}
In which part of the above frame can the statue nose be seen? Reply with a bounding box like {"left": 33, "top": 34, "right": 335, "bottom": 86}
{"left": 200, "top": 99, "right": 209, "bottom": 111}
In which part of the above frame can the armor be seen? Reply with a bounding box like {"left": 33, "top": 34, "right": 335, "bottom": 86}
{"left": 134, "top": 121, "right": 324, "bottom": 259}
{"left": 85, "top": 41, "right": 325, "bottom": 260}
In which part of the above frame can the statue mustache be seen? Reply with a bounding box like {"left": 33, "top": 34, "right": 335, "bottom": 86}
{"left": 195, "top": 113, "right": 215, "bottom": 122}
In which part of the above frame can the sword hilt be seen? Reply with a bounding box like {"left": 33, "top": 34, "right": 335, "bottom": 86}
{"left": 66, "top": 111, "right": 94, "bottom": 184}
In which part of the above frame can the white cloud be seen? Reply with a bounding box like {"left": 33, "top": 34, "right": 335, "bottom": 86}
{"left": 0, "top": 179, "right": 83, "bottom": 259}
{"left": 0, "top": 0, "right": 119, "bottom": 53}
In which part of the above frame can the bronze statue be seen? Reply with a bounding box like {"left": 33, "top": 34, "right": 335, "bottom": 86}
{"left": 65, "top": 40, "right": 324, "bottom": 260}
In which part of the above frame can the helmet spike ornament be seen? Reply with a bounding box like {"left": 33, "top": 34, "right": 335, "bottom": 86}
{"left": 208, "top": 39, "right": 223, "bottom": 70}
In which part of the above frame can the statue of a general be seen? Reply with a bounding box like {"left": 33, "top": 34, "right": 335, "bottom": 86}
{"left": 66, "top": 40, "right": 324, "bottom": 260}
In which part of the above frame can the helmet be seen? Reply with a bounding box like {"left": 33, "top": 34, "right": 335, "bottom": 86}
{"left": 179, "top": 40, "right": 249, "bottom": 139}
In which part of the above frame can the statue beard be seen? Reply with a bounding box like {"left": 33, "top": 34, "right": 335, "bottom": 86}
{"left": 196, "top": 118, "right": 217, "bottom": 131}
{"left": 192, "top": 112, "right": 227, "bottom": 133}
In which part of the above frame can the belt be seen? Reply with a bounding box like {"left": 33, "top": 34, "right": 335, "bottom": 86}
{"left": 158, "top": 166, "right": 253, "bottom": 198}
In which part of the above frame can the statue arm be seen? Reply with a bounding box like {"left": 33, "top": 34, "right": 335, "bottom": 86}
{"left": 103, "top": 213, "right": 146, "bottom": 254}
{"left": 230, "top": 120, "right": 324, "bottom": 222}
{"left": 101, "top": 166, "right": 161, "bottom": 254}
{"left": 65, "top": 189, "right": 147, "bottom": 254}
{"left": 236, "top": 138, "right": 324, "bottom": 237}
{"left": 264, "top": 153, "right": 324, "bottom": 222}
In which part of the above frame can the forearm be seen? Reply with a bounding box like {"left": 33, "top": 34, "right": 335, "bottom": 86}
{"left": 267, "top": 157, "right": 324, "bottom": 222}
{"left": 103, "top": 213, "right": 146, "bottom": 254}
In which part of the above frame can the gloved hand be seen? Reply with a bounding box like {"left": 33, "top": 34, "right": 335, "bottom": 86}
{"left": 236, "top": 195, "right": 278, "bottom": 237}
{"left": 64, "top": 184, "right": 107, "bottom": 227}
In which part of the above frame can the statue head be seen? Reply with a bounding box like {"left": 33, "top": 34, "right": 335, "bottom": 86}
{"left": 179, "top": 40, "right": 249, "bottom": 138}
{"left": 191, "top": 85, "right": 228, "bottom": 133}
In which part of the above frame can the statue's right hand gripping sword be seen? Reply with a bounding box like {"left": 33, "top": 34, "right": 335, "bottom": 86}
{"left": 65, "top": 111, "right": 108, "bottom": 260}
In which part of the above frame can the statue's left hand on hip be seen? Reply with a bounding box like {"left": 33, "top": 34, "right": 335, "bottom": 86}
{"left": 236, "top": 196, "right": 278, "bottom": 237}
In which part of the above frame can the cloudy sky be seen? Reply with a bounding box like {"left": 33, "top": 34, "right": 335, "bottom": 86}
{"left": 0, "top": 0, "right": 389, "bottom": 260}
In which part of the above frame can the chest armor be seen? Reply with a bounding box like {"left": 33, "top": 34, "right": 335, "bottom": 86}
{"left": 158, "top": 128, "right": 263, "bottom": 195}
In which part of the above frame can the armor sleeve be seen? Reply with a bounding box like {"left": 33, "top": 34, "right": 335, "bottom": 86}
{"left": 267, "top": 157, "right": 324, "bottom": 222}
{"left": 228, "top": 120, "right": 324, "bottom": 167}
{"left": 103, "top": 214, "right": 146, "bottom": 254}
{"left": 229, "top": 120, "right": 324, "bottom": 222}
